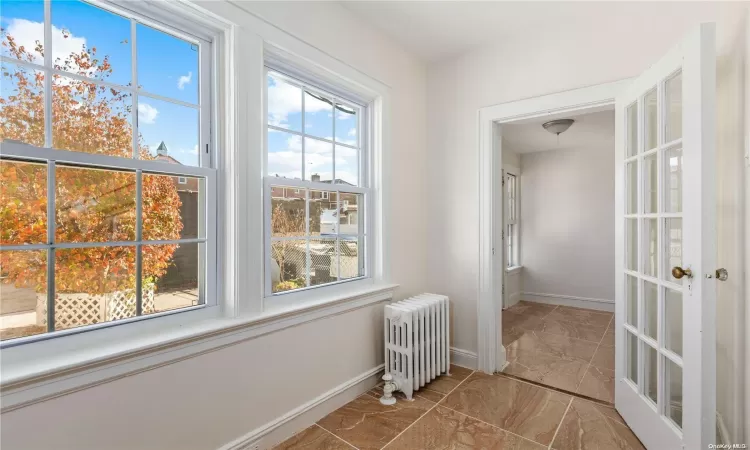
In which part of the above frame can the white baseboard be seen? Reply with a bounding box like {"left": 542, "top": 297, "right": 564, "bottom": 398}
{"left": 450, "top": 347, "right": 478, "bottom": 370}
{"left": 219, "top": 365, "right": 383, "bottom": 450}
{"left": 507, "top": 292, "right": 521, "bottom": 309}
{"left": 521, "top": 292, "right": 615, "bottom": 312}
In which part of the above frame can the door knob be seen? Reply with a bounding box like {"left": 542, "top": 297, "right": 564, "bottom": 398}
{"left": 707, "top": 268, "right": 728, "bottom": 281}
{"left": 672, "top": 266, "right": 693, "bottom": 279}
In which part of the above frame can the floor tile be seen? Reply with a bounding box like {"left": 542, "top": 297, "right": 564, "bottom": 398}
{"left": 503, "top": 311, "right": 543, "bottom": 332}
{"left": 503, "top": 349, "right": 589, "bottom": 392}
{"left": 441, "top": 372, "right": 571, "bottom": 446}
{"left": 507, "top": 301, "right": 557, "bottom": 318}
{"left": 551, "top": 398, "right": 645, "bottom": 450}
{"left": 591, "top": 345, "right": 615, "bottom": 371}
{"left": 535, "top": 318, "right": 607, "bottom": 342}
{"left": 384, "top": 406, "right": 545, "bottom": 450}
{"left": 273, "top": 425, "right": 353, "bottom": 450}
{"left": 506, "top": 330, "right": 599, "bottom": 362}
{"left": 576, "top": 366, "right": 615, "bottom": 403}
{"left": 545, "top": 308, "right": 613, "bottom": 328}
{"left": 503, "top": 327, "right": 525, "bottom": 347}
{"left": 317, "top": 392, "right": 432, "bottom": 450}
{"left": 601, "top": 329, "right": 615, "bottom": 347}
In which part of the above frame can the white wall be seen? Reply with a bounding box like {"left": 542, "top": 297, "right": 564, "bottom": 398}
{"left": 519, "top": 144, "right": 615, "bottom": 304}
{"left": 426, "top": 2, "right": 748, "bottom": 441}
{"left": 0, "top": 2, "right": 428, "bottom": 449}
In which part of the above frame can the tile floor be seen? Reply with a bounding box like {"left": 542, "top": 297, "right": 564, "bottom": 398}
{"left": 273, "top": 363, "right": 644, "bottom": 450}
{"left": 502, "top": 301, "right": 615, "bottom": 403}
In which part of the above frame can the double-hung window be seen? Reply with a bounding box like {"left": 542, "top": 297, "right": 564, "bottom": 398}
{"left": 264, "top": 66, "right": 368, "bottom": 296}
{"left": 505, "top": 172, "right": 518, "bottom": 268}
{"left": 0, "top": 0, "right": 216, "bottom": 343}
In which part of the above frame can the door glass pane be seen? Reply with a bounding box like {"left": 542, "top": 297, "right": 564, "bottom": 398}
{"left": 626, "top": 219, "right": 638, "bottom": 271}
{"left": 626, "top": 102, "right": 638, "bottom": 157}
{"left": 626, "top": 275, "right": 638, "bottom": 327}
{"left": 643, "top": 218, "right": 657, "bottom": 277}
{"left": 644, "top": 153, "right": 657, "bottom": 213}
{"left": 665, "top": 71, "right": 682, "bottom": 142}
{"left": 664, "top": 147, "right": 682, "bottom": 213}
{"left": 644, "top": 88, "right": 658, "bottom": 150}
{"left": 644, "top": 280, "right": 658, "bottom": 339}
{"left": 666, "top": 358, "right": 683, "bottom": 428}
{"left": 664, "top": 218, "right": 682, "bottom": 283}
{"left": 626, "top": 331, "right": 638, "bottom": 385}
{"left": 645, "top": 343, "right": 658, "bottom": 405}
{"left": 665, "top": 287, "right": 683, "bottom": 357}
{"left": 626, "top": 161, "right": 637, "bottom": 214}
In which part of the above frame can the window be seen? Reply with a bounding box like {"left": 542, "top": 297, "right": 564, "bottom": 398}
{"left": 265, "top": 67, "right": 367, "bottom": 295}
{"left": 0, "top": 0, "right": 216, "bottom": 343}
{"left": 505, "top": 172, "right": 519, "bottom": 268}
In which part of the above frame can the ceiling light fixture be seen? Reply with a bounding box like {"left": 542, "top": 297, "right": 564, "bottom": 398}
{"left": 542, "top": 119, "right": 575, "bottom": 136}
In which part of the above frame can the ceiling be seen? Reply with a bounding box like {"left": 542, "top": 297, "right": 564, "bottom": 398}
{"left": 501, "top": 109, "right": 614, "bottom": 155}
{"left": 339, "top": 2, "right": 736, "bottom": 63}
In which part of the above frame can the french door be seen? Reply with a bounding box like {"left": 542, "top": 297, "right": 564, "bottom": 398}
{"left": 615, "top": 23, "right": 716, "bottom": 449}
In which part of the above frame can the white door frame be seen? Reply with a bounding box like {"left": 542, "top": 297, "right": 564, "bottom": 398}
{"left": 476, "top": 79, "right": 632, "bottom": 373}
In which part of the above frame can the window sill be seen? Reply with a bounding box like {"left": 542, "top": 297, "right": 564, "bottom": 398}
{"left": 505, "top": 266, "right": 523, "bottom": 275}
{"left": 0, "top": 283, "right": 398, "bottom": 412}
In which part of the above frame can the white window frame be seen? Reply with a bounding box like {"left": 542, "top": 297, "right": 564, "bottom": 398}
{"left": 0, "top": 0, "right": 219, "bottom": 347}
{"left": 504, "top": 168, "right": 520, "bottom": 269}
{"left": 262, "top": 61, "right": 373, "bottom": 306}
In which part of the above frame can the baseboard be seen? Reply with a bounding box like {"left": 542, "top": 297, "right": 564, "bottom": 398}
{"left": 521, "top": 292, "right": 615, "bottom": 312}
{"left": 506, "top": 292, "right": 521, "bottom": 309}
{"left": 450, "top": 347, "right": 478, "bottom": 370}
{"left": 219, "top": 364, "right": 384, "bottom": 450}
{"left": 717, "top": 411, "right": 730, "bottom": 445}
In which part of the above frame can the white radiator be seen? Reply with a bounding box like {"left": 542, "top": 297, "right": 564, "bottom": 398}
{"left": 384, "top": 294, "right": 450, "bottom": 401}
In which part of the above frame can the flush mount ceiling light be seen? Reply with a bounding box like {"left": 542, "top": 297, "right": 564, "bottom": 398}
{"left": 542, "top": 119, "right": 575, "bottom": 136}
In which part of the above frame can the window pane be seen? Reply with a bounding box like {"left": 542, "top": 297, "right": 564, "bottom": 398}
{"left": 0, "top": 0, "right": 45, "bottom": 63}
{"left": 626, "top": 161, "right": 637, "bottom": 214}
{"left": 666, "top": 358, "right": 683, "bottom": 428}
{"left": 665, "top": 71, "right": 682, "bottom": 142}
{"left": 665, "top": 218, "right": 682, "bottom": 283}
{"left": 643, "top": 218, "right": 657, "bottom": 278}
{"left": 309, "top": 190, "right": 337, "bottom": 236}
{"left": 268, "top": 129, "right": 302, "bottom": 179}
{"left": 53, "top": 246, "right": 135, "bottom": 330}
{"left": 664, "top": 147, "right": 682, "bottom": 213}
{"left": 335, "top": 144, "right": 358, "bottom": 186}
{"left": 0, "top": 250, "right": 47, "bottom": 341}
{"left": 626, "top": 219, "right": 637, "bottom": 271}
{"left": 270, "top": 186, "right": 305, "bottom": 238}
{"left": 626, "top": 102, "right": 637, "bottom": 158}
{"left": 143, "top": 243, "right": 200, "bottom": 314}
{"left": 51, "top": 0, "right": 131, "bottom": 86}
{"left": 1, "top": 160, "right": 47, "bottom": 245}
{"left": 626, "top": 275, "right": 637, "bottom": 327}
{"left": 52, "top": 73, "right": 132, "bottom": 158}
{"left": 644, "top": 153, "right": 657, "bottom": 213}
{"left": 338, "top": 238, "right": 363, "bottom": 280}
{"left": 626, "top": 330, "right": 638, "bottom": 385}
{"left": 138, "top": 96, "right": 199, "bottom": 167}
{"left": 335, "top": 103, "right": 357, "bottom": 145}
{"left": 644, "top": 280, "right": 657, "bottom": 340}
{"left": 644, "top": 343, "right": 658, "bottom": 404}
{"left": 137, "top": 23, "right": 198, "bottom": 105}
{"left": 644, "top": 88, "right": 657, "bottom": 150}
{"left": 310, "top": 238, "right": 335, "bottom": 287}
{"left": 305, "top": 137, "right": 333, "bottom": 182}
{"left": 0, "top": 62, "right": 45, "bottom": 147}
{"left": 55, "top": 165, "right": 136, "bottom": 243}
{"left": 338, "top": 192, "right": 361, "bottom": 235}
{"left": 142, "top": 173, "right": 202, "bottom": 240}
{"left": 665, "top": 287, "right": 683, "bottom": 357}
{"left": 271, "top": 239, "right": 306, "bottom": 293}
{"left": 304, "top": 91, "right": 332, "bottom": 139}
{"left": 267, "top": 72, "right": 302, "bottom": 132}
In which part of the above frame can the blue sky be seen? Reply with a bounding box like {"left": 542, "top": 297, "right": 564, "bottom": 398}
{"left": 267, "top": 72, "right": 360, "bottom": 185}
{"left": 1, "top": 0, "right": 199, "bottom": 165}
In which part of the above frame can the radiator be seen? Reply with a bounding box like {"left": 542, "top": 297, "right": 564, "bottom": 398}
{"left": 383, "top": 294, "right": 450, "bottom": 401}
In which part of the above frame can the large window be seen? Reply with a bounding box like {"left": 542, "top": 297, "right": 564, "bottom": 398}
{"left": 505, "top": 171, "right": 518, "bottom": 268}
{"left": 265, "top": 67, "right": 367, "bottom": 295}
{"left": 0, "top": 0, "right": 216, "bottom": 343}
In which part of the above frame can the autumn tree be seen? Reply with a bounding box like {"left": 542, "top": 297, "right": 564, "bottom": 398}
{"left": 0, "top": 28, "right": 182, "bottom": 296}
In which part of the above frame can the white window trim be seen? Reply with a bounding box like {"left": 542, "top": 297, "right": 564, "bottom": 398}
{"left": 0, "top": 0, "right": 395, "bottom": 410}
{"left": 504, "top": 166, "right": 520, "bottom": 271}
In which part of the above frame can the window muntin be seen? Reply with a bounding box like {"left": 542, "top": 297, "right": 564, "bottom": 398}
{"left": 265, "top": 67, "right": 367, "bottom": 296}
{"left": 506, "top": 172, "right": 518, "bottom": 268}
{"left": 0, "top": 0, "right": 215, "bottom": 343}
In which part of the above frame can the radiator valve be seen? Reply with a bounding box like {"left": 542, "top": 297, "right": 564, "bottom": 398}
{"left": 380, "top": 373, "right": 397, "bottom": 405}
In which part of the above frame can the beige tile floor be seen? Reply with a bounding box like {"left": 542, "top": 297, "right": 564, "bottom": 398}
{"left": 502, "top": 301, "right": 615, "bottom": 403}
{"left": 273, "top": 363, "right": 644, "bottom": 450}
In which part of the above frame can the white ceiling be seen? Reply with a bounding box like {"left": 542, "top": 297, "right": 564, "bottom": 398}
{"left": 502, "top": 109, "right": 614, "bottom": 155}
{"left": 339, "top": 2, "right": 737, "bottom": 63}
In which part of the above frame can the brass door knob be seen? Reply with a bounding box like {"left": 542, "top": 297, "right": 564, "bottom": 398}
{"left": 672, "top": 266, "right": 693, "bottom": 279}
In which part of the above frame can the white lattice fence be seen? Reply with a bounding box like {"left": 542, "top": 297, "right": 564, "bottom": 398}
{"left": 36, "top": 288, "right": 156, "bottom": 329}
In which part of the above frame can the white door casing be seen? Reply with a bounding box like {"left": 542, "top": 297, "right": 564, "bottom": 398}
{"left": 614, "top": 23, "right": 716, "bottom": 449}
